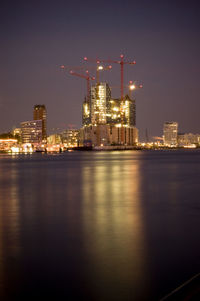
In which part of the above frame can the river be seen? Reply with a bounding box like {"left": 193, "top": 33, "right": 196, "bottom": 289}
{"left": 0, "top": 150, "right": 200, "bottom": 300}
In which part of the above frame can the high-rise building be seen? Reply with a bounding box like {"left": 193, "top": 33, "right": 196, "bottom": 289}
{"left": 90, "top": 83, "right": 111, "bottom": 125}
{"left": 109, "top": 95, "right": 136, "bottom": 126}
{"left": 82, "top": 97, "right": 91, "bottom": 126}
{"left": 109, "top": 98, "right": 121, "bottom": 125}
{"left": 123, "top": 95, "right": 136, "bottom": 126}
{"left": 21, "top": 120, "right": 42, "bottom": 144}
{"left": 81, "top": 82, "right": 138, "bottom": 147}
{"left": 163, "top": 122, "right": 178, "bottom": 146}
{"left": 33, "top": 105, "right": 47, "bottom": 140}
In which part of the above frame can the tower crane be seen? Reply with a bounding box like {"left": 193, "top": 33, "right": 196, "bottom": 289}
{"left": 83, "top": 58, "right": 112, "bottom": 84}
{"left": 69, "top": 70, "right": 95, "bottom": 103}
{"left": 84, "top": 55, "right": 137, "bottom": 144}
{"left": 84, "top": 54, "right": 136, "bottom": 101}
{"left": 129, "top": 81, "right": 143, "bottom": 98}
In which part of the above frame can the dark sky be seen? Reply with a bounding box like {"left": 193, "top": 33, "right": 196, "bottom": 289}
{"left": 1, "top": 0, "right": 200, "bottom": 139}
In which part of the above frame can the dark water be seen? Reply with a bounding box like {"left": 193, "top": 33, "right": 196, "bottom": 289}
{"left": 0, "top": 150, "right": 200, "bottom": 300}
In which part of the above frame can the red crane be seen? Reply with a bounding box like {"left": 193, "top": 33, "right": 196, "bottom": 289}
{"left": 129, "top": 80, "right": 143, "bottom": 98}
{"left": 83, "top": 58, "right": 112, "bottom": 84}
{"left": 60, "top": 65, "right": 86, "bottom": 72}
{"left": 69, "top": 70, "right": 95, "bottom": 102}
{"left": 84, "top": 54, "right": 136, "bottom": 101}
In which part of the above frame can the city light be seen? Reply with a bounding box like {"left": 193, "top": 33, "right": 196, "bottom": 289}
{"left": 130, "top": 84, "right": 136, "bottom": 90}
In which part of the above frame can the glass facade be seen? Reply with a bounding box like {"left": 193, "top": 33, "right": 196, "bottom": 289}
{"left": 90, "top": 83, "right": 111, "bottom": 125}
{"left": 21, "top": 120, "right": 42, "bottom": 144}
{"left": 163, "top": 122, "right": 178, "bottom": 146}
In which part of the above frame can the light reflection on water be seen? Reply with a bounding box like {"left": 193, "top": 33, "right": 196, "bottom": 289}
{"left": 82, "top": 154, "right": 149, "bottom": 298}
{"left": 0, "top": 162, "right": 21, "bottom": 295}
{"left": 0, "top": 151, "right": 200, "bottom": 300}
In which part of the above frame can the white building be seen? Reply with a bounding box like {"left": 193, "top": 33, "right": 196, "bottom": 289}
{"left": 178, "top": 133, "right": 200, "bottom": 147}
{"left": 163, "top": 122, "right": 178, "bottom": 146}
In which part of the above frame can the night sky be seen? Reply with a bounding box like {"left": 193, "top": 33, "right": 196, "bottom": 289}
{"left": 1, "top": 0, "right": 200, "bottom": 140}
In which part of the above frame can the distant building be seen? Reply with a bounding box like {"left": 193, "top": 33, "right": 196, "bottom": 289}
{"left": 0, "top": 139, "right": 18, "bottom": 152}
{"left": 12, "top": 127, "right": 21, "bottom": 137}
{"left": 163, "top": 122, "right": 178, "bottom": 146}
{"left": 11, "top": 127, "right": 22, "bottom": 143}
{"left": 178, "top": 133, "right": 200, "bottom": 147}
{"left": 33, "top": 105, "right": 47, "bottom": 140}
{"left": 21, "top": 120, "right": 42, "bottom": 144}
{"left": 61, "top": 129, "right": 80, "bottom": 147}
{"left": 47, "top": 134, "right": 62, "bottom": 145}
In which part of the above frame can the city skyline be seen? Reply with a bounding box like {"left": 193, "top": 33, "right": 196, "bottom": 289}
{"left": 1, "top": 1, "right": 200, "bottom": 139}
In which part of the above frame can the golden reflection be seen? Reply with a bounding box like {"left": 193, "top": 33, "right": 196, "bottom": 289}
{"left": 0, "top": 162, "right": 20, "bottom": 288}
{"left": 81, "top": 152, "right": 150, "bottom": 297}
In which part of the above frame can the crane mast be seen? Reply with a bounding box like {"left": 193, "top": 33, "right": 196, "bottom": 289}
{"left": 69, "top": 70, "right": 95, "bottom": 103}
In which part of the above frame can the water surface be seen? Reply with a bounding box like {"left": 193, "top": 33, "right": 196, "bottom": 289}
{"left": 0, "top": 150, "right": 200, "bottom": 300}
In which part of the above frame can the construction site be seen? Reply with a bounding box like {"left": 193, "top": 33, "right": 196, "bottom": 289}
{"left": 61, "top": 54, "right": 142, "bottom": 149}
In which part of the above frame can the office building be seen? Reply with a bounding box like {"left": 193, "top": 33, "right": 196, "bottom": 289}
{"left": 61, "top": 129, "right": 80, "bottom": 147}
{"left": 33, "top": 105, "right": 47, "bottom": 140}
{"left": 163, "top": 122, "right": 178, "bottom": 146}
{"left": 21, "top": 120, "right": 42, "bottom": 144}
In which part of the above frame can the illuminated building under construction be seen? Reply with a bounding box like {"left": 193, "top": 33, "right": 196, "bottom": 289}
{"left": 63, "top": 54, "right": 141, "bottom": 147}
{"left": 81, "top": 82, "right": 138, "bottom": 147}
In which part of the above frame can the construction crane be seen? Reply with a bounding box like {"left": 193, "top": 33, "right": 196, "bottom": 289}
{"left": 83, "top": 55, "right": 137, "bottom": 144}
{"left": 83, "top": 57, "right": 112, "bottom": 84}
{"left": 129, "top": 80, "right": 143, "bottom": 98}
{"left": 60, "top": 65, "right": 87, "bottom": 72}
{"left": 84, "top": 54, "right": 136, "bottom": 101}
{"left": 69, "top": 70, "right": 95, "bottom": 102}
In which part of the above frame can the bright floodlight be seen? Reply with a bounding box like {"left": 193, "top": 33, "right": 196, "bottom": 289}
{"left": 130, "top": 84, "right": 136, "bottom": 90}
{"left": 98, "top": 66, "right": 104, "bottom": 70}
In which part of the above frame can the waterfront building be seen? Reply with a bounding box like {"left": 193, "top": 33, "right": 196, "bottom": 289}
{"left": 108, "top": 125, "right": 138, "bottom": 146}
{"left": 163, "top": 122, "right": 178, "bottom": 146}
{"left": 33, "top": 105, "right": 47, "bottom": 140}
{"left": 109, "top": 98, "right": 121, "bottom": 125}
{"left": 12, "top": 127, "right": 21, "bottom": 137}
{"left": 81, "top": 82, "right": 138, "bottom": 147}
{"left": 21, "top": 120, "right": 42, "bottom": 144}
{"left": 11, "top": 127, "right": 22, "bottom": 143}
{"left": 47, "top": 134, "right": 62, "bottom": 145}
{"left": 178, "top": 133, "right": 200, "bottom": 147}
{"left": 82, "top": 97, "right": 91, "bottom": 126}
{"left": 61, "top": 129, "right": 80, "bottom": 147}
{"left": 121, "top": 94, "right": 136, "bottom": 127}
{"left": 0, "top": 139, "right": 18, "bottom": 152}
{"left": 90, "top": 82, "right": 111, "bottom": 125}
{"left": 80, "top": 124, "right": 138, "bottom": 147}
